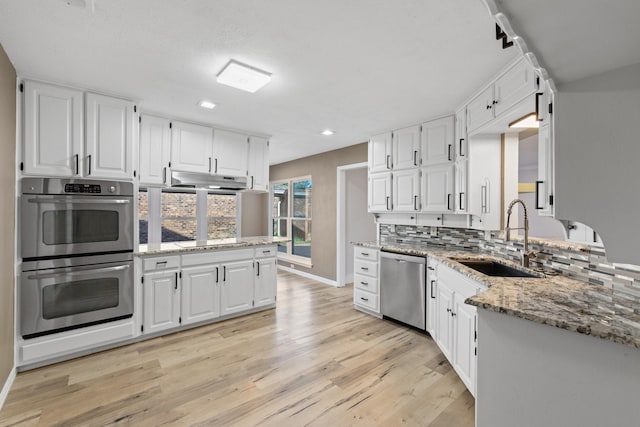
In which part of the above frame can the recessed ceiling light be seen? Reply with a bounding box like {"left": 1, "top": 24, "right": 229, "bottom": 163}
{"left": 321, "top": 129, "right": 335, "bottom": 136}
{"left": 216, "top": 60, "right": 271, "bottom": 93}
{"left": 199, "top": 100, "right": 216, "bottom": 109}
{"left": 509, "top": 113, "right": 539, "bottom": 129}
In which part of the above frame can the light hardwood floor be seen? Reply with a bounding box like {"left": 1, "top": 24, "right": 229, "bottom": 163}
{"left": 0, "top": 271, "right": 474, "bottom": 427}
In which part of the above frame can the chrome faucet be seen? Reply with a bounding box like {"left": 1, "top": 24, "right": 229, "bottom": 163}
{"left": 505, "top": 199, "right": 534, "bottom": 268}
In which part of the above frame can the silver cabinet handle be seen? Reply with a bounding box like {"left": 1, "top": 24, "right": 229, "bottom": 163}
{"left": 163, "top": 167, "right": 167, "bottom": 184}
{"left": 360, "top": 281, "right": 368, "bottom": 286}
{"left": 87, "top": 154, "right": 92, "bottom": 175}
{"left": 28, "top": 264, "right": 129, "bottom": 280}
{"left": 360, "top": 297, "right": 369, "bottom": 302}
{"left": 413, "top": 150, "right": 418, "bottom": 166}
{"left": 447, "top": 193, "right": 452, "bottom": 211}
{"left": 155, "top": 261, "right": 167, "bottom": 268}
{"left": 386, "top": 196, "right": 391, "bottom": 211}
{"left": 256, "top": 261, "right": 260, "bottom": 277}
{"left": 386, "top": 154, "right": 391, "bottom": 169}
{"left": 174, "top": 272, "right": 178, "bottom": 290}
{"left": 430, "top": 280, "right": 436, "bottom": 299}
{"left": 214, "top": 158, "right": 218, "bottom": 173}
{"left": 208, "top": 157, "right": 212, "bottom": 173}
{"left": 251, "top": 176, "right": 255, "bottom": 189}
{"left": 414, "top": 195, "right": 418, "bottom": 211}
{"left": 447, "top": 144, "right": 452, "bottom": 161}
{"left": 74, "top": 154, "right": 79, "bottom": 175}
{"left": 481, "top": 185, "right": 488, "bottom": 213}
{"left": 459, "top": 139, "right": 465, "bottom": 157}
{"left": 459, "top": 192, "right": 465, "bottom": 211}
{"left": 360, "top": 252, "right": 369, "bottom": 256}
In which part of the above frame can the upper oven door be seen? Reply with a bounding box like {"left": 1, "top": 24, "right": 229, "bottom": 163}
{"left": 21, "top": 194, "right": 134, "bottom": 259}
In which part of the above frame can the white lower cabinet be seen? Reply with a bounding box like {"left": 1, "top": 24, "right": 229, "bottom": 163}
{"left": 254, "top": 257, "right": 277, "bottom": 307}
{"left": 221, "top": 260, "right": 255, "bottom": 315}
{"left": 181, "top": 264, "right": 221, "bottom": 325}
{"left": 430, "top": 258, "right": 485, "bottom": 397}
{"left": 142, "top": 268, "right": 181, "bottom": 335}
{"left": 352, "top": 246, "right": 380, "bottom": 314}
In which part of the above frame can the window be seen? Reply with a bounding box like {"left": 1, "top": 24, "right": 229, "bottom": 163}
{"left": 138, "top": 188, "right": 238, "bottom": 244}
{"left": 271, "top": 177, "right": 312, "bottom": 265}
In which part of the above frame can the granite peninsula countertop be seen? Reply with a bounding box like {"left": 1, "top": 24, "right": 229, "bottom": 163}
{"left": 353, "top": 241, "right": 640, "bottom": 350}
{"left": 137, "top": 236, "right": 290, "bottom": 256}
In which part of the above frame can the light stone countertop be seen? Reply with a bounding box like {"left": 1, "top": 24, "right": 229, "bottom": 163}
{"left": 353, "top": 241, "right": 640, "bottom": 350}
{"left": 137, "top": 236, "right": 290, "bottom": 256}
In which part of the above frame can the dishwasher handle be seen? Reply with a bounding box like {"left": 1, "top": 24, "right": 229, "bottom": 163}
{"left": 380, "top": 251, "right": 426, "bottom": 264}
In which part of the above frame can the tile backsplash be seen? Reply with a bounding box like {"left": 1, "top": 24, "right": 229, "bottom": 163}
{"left": 380, "top": 224, "right": 640, "bottom": 294}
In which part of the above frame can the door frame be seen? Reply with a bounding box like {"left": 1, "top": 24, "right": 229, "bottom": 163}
{"left": 336, "top": 162, "right": 369, "bottom": 287}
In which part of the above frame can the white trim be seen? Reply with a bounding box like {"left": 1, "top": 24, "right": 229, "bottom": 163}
{"left": 0, "top": 367, "right": 16, "bottom": 411}
{"left": 235, "top": 192, "right": 242, "bottom": 237}
{"left": 277, "top": 265, "right": 338, "bottom": 287}
{"left": 336, "top": 162, "right": 368, "bottom": 287}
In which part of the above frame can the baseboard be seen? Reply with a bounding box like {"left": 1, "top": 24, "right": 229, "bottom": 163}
{"left": 277, "top": 265, "right": 338, "bottom": 287}
{"left": 0, "top": 367, "right": 16, "bottom": 411}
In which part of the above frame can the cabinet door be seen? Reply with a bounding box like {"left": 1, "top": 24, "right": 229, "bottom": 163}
{"left": 467, "top": 86, "right": 494, "bottom": 134}
{"left": 468, "top": 135, "right": 502, "bottom": 230}
{"left": 85, "top": 93, "right": 135, "bottom": 180}
{"left": 455, "top": 160, "right": 468, "bottom": 214}
{"left": 220, "top": 260, "right": 254, "bottom": 316}
{"left": 455, "top": 108, "right": 467, "bottom": 159}
{"left": 421, "top": 164, "right": 454, "bottom": 213}
{"left": 181, "top": 264, "right": 220, "bottom": 325}
{"left": 139, "top": 114, "right": 171, "bottom": 186}
{"left": 494, "top": 58, "right": 537, "bottom": 117}
{"left": 248, "top": 136, "right": 269, "bottom": 191}
{"left": 435, "top": 280, "right": 454, "bottom": 360}
{"left": 143, "top": 269, "right": 180, "bottom": 335}
{"left": 537, "top": 123, "right": 554, "bottom": 216}
{"left": 213, "top": 129, "right": 249, "bottom": 177}
{"left": 171, "top": 121, "right": 213, "bottom": 173}
{"left": 421, "top": 116, "right": 455, "bottom": 166}
{"left": 392, "top": 169, "right": 420, "bottom": 212}
{"left": 392, "top": 125, "right": 421, "bottom": 170}
{"left": 254, "top": 258, "right": 277, "bottom": 307}
{"left": 23, "top": 81, "right": 83, "bottom": 177}
{"left": 453, "top": 298, "right": 477, "bottom": 396}
{"left": 369, "top": 132, "right": 392, "bottom": 173}
{"left": 368, "top": 172, "right": 392, "bottom": 212}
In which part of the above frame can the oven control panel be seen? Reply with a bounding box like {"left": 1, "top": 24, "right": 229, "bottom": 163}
{"left": 64, "top": 183, "right": 102, "bottom": 194}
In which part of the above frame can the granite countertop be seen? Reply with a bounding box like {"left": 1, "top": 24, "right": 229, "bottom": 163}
{"left": 137, "top": 236, "right": 290, "bottom": 256}
{"left": 353, "top": 241, "right": 640, "bottom": 350}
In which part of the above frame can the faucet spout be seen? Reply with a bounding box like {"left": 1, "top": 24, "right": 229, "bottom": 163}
{"left": 505, "top": 199, "right": 531, "bottom": 267}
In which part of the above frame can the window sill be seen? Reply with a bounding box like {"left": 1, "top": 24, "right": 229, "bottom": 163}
{"left": 277, "top": 253, "right": 313, "bottom": 269}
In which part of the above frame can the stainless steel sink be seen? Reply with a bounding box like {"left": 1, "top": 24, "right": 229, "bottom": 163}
{"left": 457, "top": 260, "right": 542, "bottom": 278}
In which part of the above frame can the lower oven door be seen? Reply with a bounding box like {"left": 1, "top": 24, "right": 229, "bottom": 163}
{"left": 21, "top": 260, "right": 134, "bottom": 338}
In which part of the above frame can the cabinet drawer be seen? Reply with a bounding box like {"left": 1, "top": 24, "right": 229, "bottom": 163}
{"left": 181, "top": 248, "right": 254, "bottom": 266}
{"left": 354, "top": 259, "right": 378, "bottom": 278}
{"left": 142, "top": 255, "right": 180, "bottom": 272}
{"left": 354, "top": 273, "right": 378, "bottom": 294}
{"left": 255, "top": 246, "right": 277, "bottom": 259}
{"left": 355, "top": 247, "right": 379, "bottom": 261}
{"left": 354, "top": 289, "right": 378, "bottom": 312}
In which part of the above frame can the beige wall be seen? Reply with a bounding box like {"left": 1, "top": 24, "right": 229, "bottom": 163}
{"left": 0, "top": 43, "right": 16, "bottom": 388}
{"left": 270, "top": 143, "right": 368, "bottom": 281}
{"left": 240, "top": 192, "right": 268, "bottom": 236}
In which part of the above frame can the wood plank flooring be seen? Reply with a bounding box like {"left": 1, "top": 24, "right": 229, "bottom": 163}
{"left": 0, "top": 271, "right": 474, "bottom": 427}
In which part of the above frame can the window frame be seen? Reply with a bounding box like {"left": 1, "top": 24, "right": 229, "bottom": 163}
{"left": 270, "top": 175, "right": 313, "bottom": 267}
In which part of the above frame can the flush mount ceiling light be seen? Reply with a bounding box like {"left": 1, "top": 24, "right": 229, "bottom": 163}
{"left": 199, "top": 100, "right": 216, "bottom": 109}
{"left": 321, "top": 129, "right": 335, "bottom": 136}
{"left": 216, "top": 60, "right": 271, "bottom": 93}
{"left": 509, "top": 113, "right": 539, "bottom": 129}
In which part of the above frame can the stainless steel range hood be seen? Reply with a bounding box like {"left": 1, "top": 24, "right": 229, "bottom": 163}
{"left": 170, "top": 171, "right": 247, "bottom": 190}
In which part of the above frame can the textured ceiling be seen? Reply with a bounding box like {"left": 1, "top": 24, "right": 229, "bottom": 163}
{"left": 0, "top": 0, "right": 518, "bottom": 164}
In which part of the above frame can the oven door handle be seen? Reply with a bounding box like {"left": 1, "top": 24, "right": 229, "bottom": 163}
{"left": 27, "top": 264, "right": 130, "bottom": 280}
{"left": 27, "top": 198, "right": 131, "bottom": 204}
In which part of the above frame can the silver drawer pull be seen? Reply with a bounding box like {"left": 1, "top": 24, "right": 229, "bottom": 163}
{"left": 361, "top": 252, "right": 369, "bottom": 256}
{"left": 360, "top": 297, "right": 369, "bottom": 302}
{"left": 361, "top": 267, "right": 369, "bottom": 271}
{"left": 263, "top": 250, "right": 271, "bottom": 254}
{"left": 156, "top": 261, "right": 168, "bottom": 267}
{"left": 360, "top": 281, "right": 368, "bottom": 286}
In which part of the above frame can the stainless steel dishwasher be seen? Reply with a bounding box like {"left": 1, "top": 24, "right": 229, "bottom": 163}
{"left": 380, "top": 251, "right": 426, "bottom": 330}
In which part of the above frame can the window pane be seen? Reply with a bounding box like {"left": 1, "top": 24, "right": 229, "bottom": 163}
{"left": 272, "top": 182, "right": 289, "bottom": 217}
{"left": 292, "top": 219, "right": 311, "bottom": 258}
{"left": 292, "top": 179, "right": 312, "bottom": 218}
{"left": 161, "top": 192, "right": 197, "bottom": 242}
{"left": 207, "top": 193, "right": 237, "bottom": 239}
{"left": 138, "top": 190, "right": 148, "bottom": 244}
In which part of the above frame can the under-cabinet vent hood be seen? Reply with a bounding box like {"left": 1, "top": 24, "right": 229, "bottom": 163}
{"left": 170, "top": 171, "right": 247, "bottom": 190}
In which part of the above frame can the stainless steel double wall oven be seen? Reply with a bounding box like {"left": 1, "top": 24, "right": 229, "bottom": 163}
{"left": 20, "top": 178, "right": 134, "bottom": 338}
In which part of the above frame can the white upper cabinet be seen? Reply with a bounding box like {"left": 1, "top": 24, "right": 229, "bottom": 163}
{"left": 493, "top": 58, "right": 537, "bottom": 117}
{"left": 171, "top": 121, "right": 213, "bottom": 174}
{"left": 85, "top": 93, "right": 135, "bottom": 180}
{"left": 467, "top": 86, "right": 495, "bottom": 134}
{"left": 23, "top": 81, "right": 84, "bottom": 177}
{"left": 392, "top": 125, "right": 421, "bottom": 170}
{"left": 421, "top": 116, "right": 455, "bottom": 166}
{"left": 369, "top": 132, "right": 393, "bottom": 173}
{"left": 392, "top": 169, "right": 420, "bottom": 212}
{"left": 368, "top": 172, "right": 392, "bottom": 212}
{"left": 537, "top": 122, "right": 553, "bottom": 216}
{"left": 212, "top": 129, "right": 249, "bottom": 177}
{"left": 421, "top": 164, "right": 454, "bottom": 213}
{"left": 248, "top": 136, "right": 269, "bottom": 191}
{"left": 139, "top": 114, "right": 171, "bottom": 186}
{"left": 455, "top": 161, "right": 468, "bottom": 214}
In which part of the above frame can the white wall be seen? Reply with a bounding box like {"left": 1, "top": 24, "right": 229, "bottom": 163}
{"left": 345, "top": 168, "right": 376, "bottom": 283}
